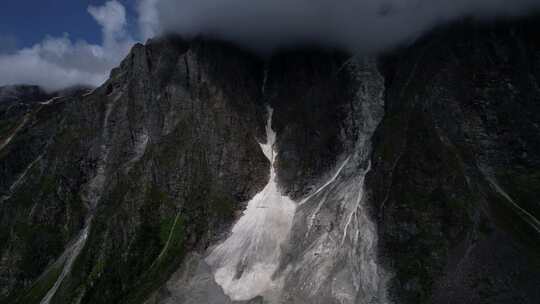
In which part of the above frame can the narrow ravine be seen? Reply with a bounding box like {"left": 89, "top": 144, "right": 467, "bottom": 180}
{"left": 0, "top": 97, "right": 58, "bottom": 152}
{"left": 40, "top": 226, "right": 89, "bottom": 304}
{"left": 39, "top": 93, "right": 120, "bottom": 304}
{"left": 481, "top": 168, "right": 540, "bottom": 235}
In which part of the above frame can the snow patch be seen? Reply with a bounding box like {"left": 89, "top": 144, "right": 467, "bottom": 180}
{"left": 206, "top": 107, "right": 296, "bottom": 301}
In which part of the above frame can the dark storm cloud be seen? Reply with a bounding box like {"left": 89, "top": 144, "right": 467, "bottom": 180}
{"left": 148, "top": 0, "right": 540, "bottom": 53}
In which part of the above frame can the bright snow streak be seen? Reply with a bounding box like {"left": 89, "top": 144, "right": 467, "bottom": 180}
{"left": 206, "top": 107, "right": 297, "bottom": 301}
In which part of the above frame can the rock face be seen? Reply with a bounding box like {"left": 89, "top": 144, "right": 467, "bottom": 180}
{"left": 1, "top": 16, "right": 539, "bottom": 304}
{"left": 369, "top": 17, "right": 540, "bottom": 304}
{"left": 273, "top": 57, "right": 390, "bottom": 304}
{"left": 0, "top": 38, "right": 268, "bottom": 304}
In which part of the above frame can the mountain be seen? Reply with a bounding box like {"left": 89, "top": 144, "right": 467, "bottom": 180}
{"left": 1, "top": 16, "right": 539, "bottom": 304}
{"left": 0, "top": 86, "right": 53, "bottom": 104}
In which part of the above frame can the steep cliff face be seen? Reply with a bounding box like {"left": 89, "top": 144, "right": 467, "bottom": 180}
{"left": 0, "top": 37, "right": 268, "bottom": 304}
{"left": 1, "top": 16, "right": 539, "bottom": 304}
{"left": 369, "top": 17, "right": 540, "bottom": 304}
{"left": 272, "top": 57, "right": 389, "bottom": 304}
{"left": 266, "top": 49, "right": 354, "bottom": 199}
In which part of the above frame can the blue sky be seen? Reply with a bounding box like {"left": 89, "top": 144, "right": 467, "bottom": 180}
{"left": 0, "top": 0, "right": 152, "bottom": 90}
{"left": 0, "top": 0, "right": 138, "bottom": 51}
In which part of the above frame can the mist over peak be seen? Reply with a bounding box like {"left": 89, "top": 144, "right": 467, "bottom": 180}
{"left": 148, "top": 0, "right": 540, "bottom": 53}
{"left": 1, "top": 0, "right": 540, "bottom": 91}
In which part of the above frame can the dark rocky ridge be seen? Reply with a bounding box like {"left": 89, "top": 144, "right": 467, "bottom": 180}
{"left": 0, "top": 85, "right": 52, "bottom": 104}
{"left": 370, "top": 16, "right": 540, "bottom": 304}
{"left": 0, "top": 15, "right": 539, "bottom": 304}
{"left": 1, "top": 37, "right": 269, "bottom": 304}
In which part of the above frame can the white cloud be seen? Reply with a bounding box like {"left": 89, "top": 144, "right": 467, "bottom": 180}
{"left": 138, "top": 0, "right": 161, "bottom": 41}
{"left": 0, "top": 1, "right": 134, "bottom": 92}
